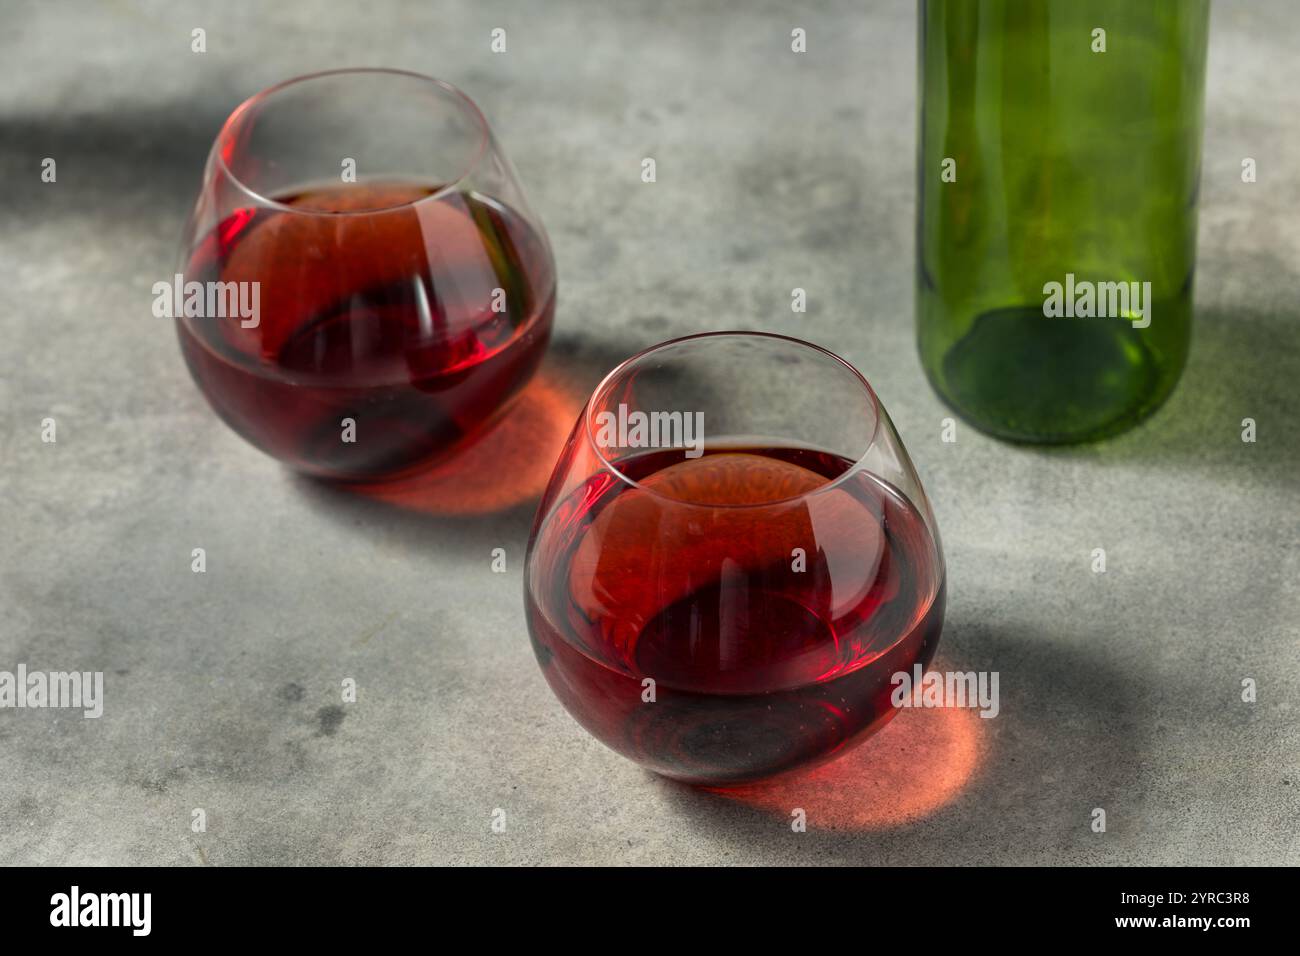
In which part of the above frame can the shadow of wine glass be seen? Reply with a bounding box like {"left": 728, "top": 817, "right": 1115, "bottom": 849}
{"left": 700, "top": 688, "right": 986, "bottom": 830}
{"left": 286, "top": 334, "right": 656, "bottom": 555}
{"left": 333, "top": 369, "right": 582, "bottom": 518}
{"left": 650, "top": 620, "right": 1166, "bottom": 862}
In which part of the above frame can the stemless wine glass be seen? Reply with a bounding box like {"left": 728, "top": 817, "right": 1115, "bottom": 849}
{"left": 524, "top": 332, "right": 946, "bottom": 786}
{"left": 174, "top": 68, "right": 555, "bottom": 481}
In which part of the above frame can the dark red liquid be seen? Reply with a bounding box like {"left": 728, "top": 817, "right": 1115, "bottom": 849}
{"left": 525, "top": 446, "right": 945, "bottom": 785}
{"left": 176, "top": 182, "right": 555, "bottom": 481}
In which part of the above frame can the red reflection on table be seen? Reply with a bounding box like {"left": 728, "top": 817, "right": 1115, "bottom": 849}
{"left": 706, "top": 698, "right": 984, "bottom": 830}
{"left": 346, "top": 370, "right": 579, "bottom": 516}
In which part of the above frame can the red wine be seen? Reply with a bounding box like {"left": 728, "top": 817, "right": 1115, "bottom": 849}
{"left": 525, "top": 445, "right": 945, "bottom": 785}
{"left": 176, "top": 182, "right": 555, "bottom": 481}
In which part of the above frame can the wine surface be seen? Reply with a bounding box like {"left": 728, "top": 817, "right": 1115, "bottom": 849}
{"left": 176, "top": 182, "right": 554, "bottom": 480}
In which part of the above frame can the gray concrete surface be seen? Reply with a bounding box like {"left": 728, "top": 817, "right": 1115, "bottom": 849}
{"left": 1, "top": 0, "right": 1297, "bottom": 866}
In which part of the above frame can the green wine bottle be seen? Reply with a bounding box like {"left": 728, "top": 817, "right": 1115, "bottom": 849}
{"left": 916, "top": 0, "right": 1210, "bottom": 443}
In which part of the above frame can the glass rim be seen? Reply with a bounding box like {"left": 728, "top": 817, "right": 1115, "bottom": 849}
{"left": 583, "top": 330, "right": 885, "bottom": 509}
{"left": 210, "top": 67, "right": 491, "bottom": 218}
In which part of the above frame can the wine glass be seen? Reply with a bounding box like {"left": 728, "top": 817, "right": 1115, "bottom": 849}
{"left": 524, "top": 332, "right": 946, "bottom": 786}
{"left": 173, "top": 68, "right": 555, "bottom": 482}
